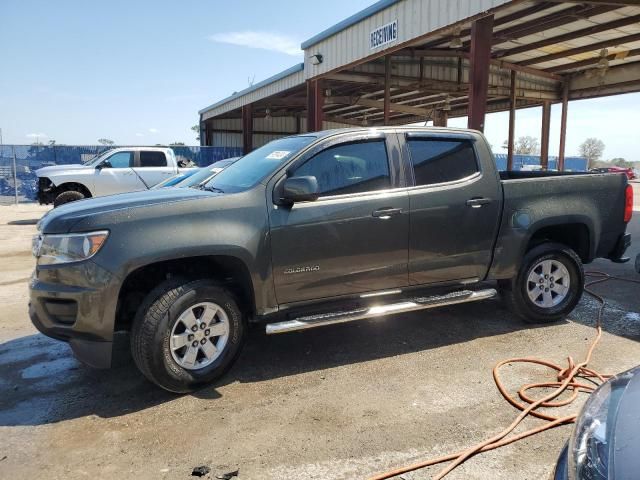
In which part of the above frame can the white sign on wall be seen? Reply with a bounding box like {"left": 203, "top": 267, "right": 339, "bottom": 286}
{"left": 370, "top": 20, "right": 398, "bottom": 50}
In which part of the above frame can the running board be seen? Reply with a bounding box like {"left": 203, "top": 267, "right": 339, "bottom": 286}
{"left": 265, "top": 288, "right": 497, "bottom": 335}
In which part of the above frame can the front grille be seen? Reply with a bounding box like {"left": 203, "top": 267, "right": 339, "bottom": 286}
{"left": 39, "top": 177, "right": 53, "bottom": 191}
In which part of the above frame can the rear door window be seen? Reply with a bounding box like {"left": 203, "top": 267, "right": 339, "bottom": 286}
{"left": 407, "top": 138, "right": 478, "bottom": 186}
{"left": 139, "top": 151, "right": 168, "bottom": 167}
{"left": 293, "top": 140, "right": 391, "bottom": 197}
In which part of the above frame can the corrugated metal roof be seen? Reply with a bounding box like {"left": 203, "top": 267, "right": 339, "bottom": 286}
{"left": 199, "top": 63, "right": 304, "bottom": 117}
{"left": 300, "top": 0, "right": 402, "bottom": 49}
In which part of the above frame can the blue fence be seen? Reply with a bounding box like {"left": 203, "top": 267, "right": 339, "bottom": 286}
{"left": 0, "top": 145, "right": 588, "bottom": 204}
{"left": 0, "top": 145, "right": 243, "bottom": 203}
{"left": 493, "top": 154, "right": 588, "bottom": 172}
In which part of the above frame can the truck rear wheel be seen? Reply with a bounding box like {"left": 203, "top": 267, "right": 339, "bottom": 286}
{"left": 53, "top": 190, "right": 85, "bottom": 207}
{"left": 130, "top": 278, "right": 245, "bottom": 393}
{"left": 500, "top": 242, "right": 584, "bottom": 324}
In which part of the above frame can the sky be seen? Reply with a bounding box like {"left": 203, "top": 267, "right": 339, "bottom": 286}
{"left": 0, "top": 0, "right": 639, "bottom": 161}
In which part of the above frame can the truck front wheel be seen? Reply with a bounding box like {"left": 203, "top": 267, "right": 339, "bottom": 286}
{"left": 500, "top": 242, "right": 584, "bottom": 324}
{"left": 131, "top": 278, "right": 245, "bottom": 393}
{"left": 53, "top": 190, "right": 85, "bottom": 207}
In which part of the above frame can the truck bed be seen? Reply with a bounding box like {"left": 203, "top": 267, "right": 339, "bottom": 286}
{"left": 489, "top": 171, "right": 629, "bottom": 279}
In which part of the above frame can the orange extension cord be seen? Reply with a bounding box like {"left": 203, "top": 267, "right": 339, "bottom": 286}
{"left": 367, "top": 271, "right": 640, "bottom": 480}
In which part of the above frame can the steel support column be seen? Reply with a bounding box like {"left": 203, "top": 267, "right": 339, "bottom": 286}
{"left": 433, "top": 110, "right": 448, "bottom": 127}
{"left": 507, "top": 70, "right": 516, "bottom": 170}
{"left": 467, "top": 15, "right": 494, "bottom": 132}
{"left": 204, "top": 122, "right": 212, "bottom": 147}
{"left": 307, "top": 79, "right": 324, "bottom": 132}
{"left": 242, "top": 104, "right": 253, "bottom": 154}
{"left": 384, "top": 55, "right": 391, "bottom": 124}
{"left": 558, "top": 80, "right": 569, "bottom": 171}
{"left": 540, "top": 101, "right": 551, "bottom": 170}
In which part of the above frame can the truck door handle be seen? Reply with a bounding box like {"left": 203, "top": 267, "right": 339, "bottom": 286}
{"left": 372, "top": 207, "right": 402, "bottom": 219}
{"left": 466, "top": 197, "right": 491, "bottom": 208}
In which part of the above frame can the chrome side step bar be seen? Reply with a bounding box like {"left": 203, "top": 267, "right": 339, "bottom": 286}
{"left": 265, "top": 288, "right": 497, "bottom": 335}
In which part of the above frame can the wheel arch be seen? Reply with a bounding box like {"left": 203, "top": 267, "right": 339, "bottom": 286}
{"left": 523, "top": 218, "right": 594, "bottom": 263}
{"left": 115, "top": 255, "right": 256, "bottom": 332}
{"left": 54, "top": 181, "right": 93, "bottom": 198}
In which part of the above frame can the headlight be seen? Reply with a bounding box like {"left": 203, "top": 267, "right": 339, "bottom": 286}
{"left": 32, "top": 231, "right": 109, "bottom": 265}
{"left": 568, "top": 371, "right": 633, "bottom": 480}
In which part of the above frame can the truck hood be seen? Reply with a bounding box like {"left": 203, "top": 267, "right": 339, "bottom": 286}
{"left": 39, "top": 188, "right": 214, "bottom": 234}
{"left": 36, "top": 164, "right": 90, "bottom": 177}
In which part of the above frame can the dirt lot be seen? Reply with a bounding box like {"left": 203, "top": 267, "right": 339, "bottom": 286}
{"left": 1, "top": 199, "right": 639, "bottom": 480}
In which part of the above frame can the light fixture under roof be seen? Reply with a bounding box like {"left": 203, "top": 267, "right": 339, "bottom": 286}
{"left": 362, "top": 113, "right": 368, "bottom": 126}
{"left": 265, "top": 108, "right": 272, "bottom": 120}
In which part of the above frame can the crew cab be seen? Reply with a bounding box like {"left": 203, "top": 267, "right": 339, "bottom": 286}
{"left": 29, "top": 127, "right": 633, "bottom": 392}
{"left": 35, "top": 147, "right": 195, "bottom": 207}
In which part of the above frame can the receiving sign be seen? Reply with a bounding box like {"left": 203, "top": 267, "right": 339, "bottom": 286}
{"left": 370, "top": 20, "right": 398, "bottom": 50}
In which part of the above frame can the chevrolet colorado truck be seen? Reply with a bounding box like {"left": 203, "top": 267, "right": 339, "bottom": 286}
{"left": 36, "top": 147, "right": 195, "bottom": 207}
{"left": 29, "top": 127, "right": 633, "bottom": 392}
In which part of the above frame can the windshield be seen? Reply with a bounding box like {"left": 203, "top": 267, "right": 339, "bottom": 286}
{"left": 202, "top": 136, "right": 315, "bottom": 193}
{"left": 176, "top": 158, "right": 240, "bottom": 188}
{"left": 83, "top": 149, "right": 114, "bottom": 166}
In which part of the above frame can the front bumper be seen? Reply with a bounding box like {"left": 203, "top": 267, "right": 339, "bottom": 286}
{"left": 550, "top": 444, "right": 569, "bottom": 480}
{"left": 36, "top": 177, "right": 55, "bottom": 205}
{"left": 28, "top": 258, "right": 120, "bottom": 368}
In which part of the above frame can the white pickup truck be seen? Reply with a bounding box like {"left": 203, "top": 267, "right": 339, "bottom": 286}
{"left": 36, "top": 147, "right": 195, "bottom": 207}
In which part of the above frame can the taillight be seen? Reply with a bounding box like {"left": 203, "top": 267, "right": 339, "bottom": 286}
{"left": 624, "top": 184, "right": 633, "bottom": 223}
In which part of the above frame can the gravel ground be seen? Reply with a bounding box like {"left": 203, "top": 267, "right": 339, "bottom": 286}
{"left": 0, "top": 201, "right": 639, "bottom": 480}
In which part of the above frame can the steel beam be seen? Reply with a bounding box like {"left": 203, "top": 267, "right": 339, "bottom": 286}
{"left": 540, "top": 101, "right": 552, "bottom": 170}
{"left": 507, "top": 71, "right": 516, "bottom": 171}
{"left": 420, "top": 2, "right": 558, "bottom": 49}
{"left": 494, "top": 14, "right": 640, "bottom": 59}
{"left": 468, "top": 15, "right": 494, "bottom": 132}
{"left": 327, "top": 96, "right": 432, "bottom": 117}
{"left": 546, "top": 47, "right": 640, "bottom": 73}
{"left": 487, "top": 4, "right": 617, "bottom": 47}
{"left": 520, "top": 32, "right": 640, "bottom": 67}
{"left": 241, "top": 104, "right": 253, "bottom": 154}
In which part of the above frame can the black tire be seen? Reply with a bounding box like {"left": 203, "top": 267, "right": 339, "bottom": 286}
{"left": 130, "top": 278, "right": 245, "bottom": 393}
{"left": 53, "top": 190, "right": 85, "bottom": 207}
{"left": 500, "top": 242, "right": 584, "bottom": 324}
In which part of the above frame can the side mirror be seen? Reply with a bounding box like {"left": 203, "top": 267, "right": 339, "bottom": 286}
{"left": 282, "top": 176, "right": 319, "bottom": 203}
{"left": 96, "top": 161, "right": 111, "bottom": 170}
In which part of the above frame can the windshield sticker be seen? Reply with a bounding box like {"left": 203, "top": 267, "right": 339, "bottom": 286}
{"left": 266, "top": 151, "right": 291, "bottom": 160}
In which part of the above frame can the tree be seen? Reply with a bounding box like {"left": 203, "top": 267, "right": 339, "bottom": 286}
{"left": 98, "top": 138, "right": 115, "bottom": 146}
{"left": 48, "top": 139, "right": 56, "bottom": 146}
{"left": 514, "top": 136, "right": 540, "bottom": 155}
{"left": 610, "top": 157, "right": 633, "bottom": 168}
{"left": 191, "top": 125, "right": 200, "bottom": 142}
{"left": 170, "top": 142, "right": 185, "bottom": 146}
{"left": 579, "top": 138, "right": 605, "bottom": 168}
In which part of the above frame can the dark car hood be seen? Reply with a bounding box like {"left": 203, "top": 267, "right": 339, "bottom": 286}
{"left": 39, "top": 188, "right": 214, "bottom": 234}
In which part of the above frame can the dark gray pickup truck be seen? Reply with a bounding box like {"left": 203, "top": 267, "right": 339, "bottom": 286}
{"left": 29, "top": 127, "right": 633, "bottom": 392}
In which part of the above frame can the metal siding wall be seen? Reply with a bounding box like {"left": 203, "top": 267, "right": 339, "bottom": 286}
{"left": 211, "top": 132, "right": 242, "bottom": 148}
{"left": 202, "top": 69, "right": 305, "bottom": 120}
{"left": 304, "top": 0, "right": 511, "bottom": 79}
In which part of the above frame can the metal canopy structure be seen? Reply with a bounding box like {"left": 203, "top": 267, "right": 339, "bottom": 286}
{"left": 199, "top": 0, "right": 640, "bottom": 170}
